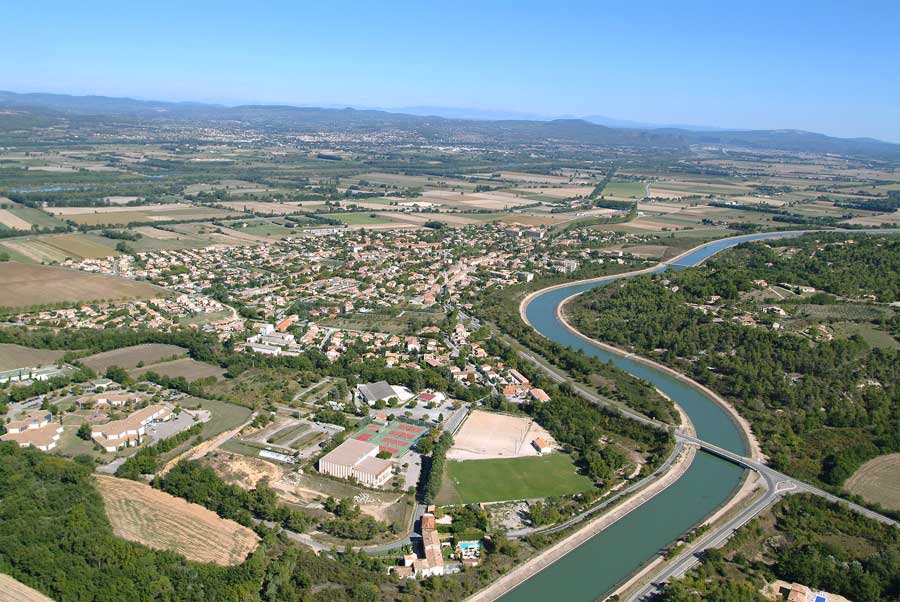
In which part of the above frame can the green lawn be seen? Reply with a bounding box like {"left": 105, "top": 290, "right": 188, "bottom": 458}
{"left": 602, "top": 182, "right": 646, "bottom": 198}
{"left": 178, "top": 397, "right": 252, "bottom": 439}
{"left": 439, "top": 453, "right": 594, "bottom": 505}
{"left": 329, "top": 212, "right": 393, "bottom": 225}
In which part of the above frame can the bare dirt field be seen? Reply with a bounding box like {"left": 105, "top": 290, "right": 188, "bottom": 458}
{"left": 130, "top": 357, "right": 225, "bottom": 382}
{"left": 81, "top": 343, "right": 187, "bottom": 372}
{"left": 0, "top": 574, "right": 53, "bottom": 602}
{"left": 104, "top": 196, "right": 142, "bottom": 204}
{"left": 0, "top": 209, "right": 32, "bottom": 230}
{"left": 206, "top": 451, "right": 283, "bottom": 489}
{"left": 447, "top": 410, "right": 555, "bottom": 461}
{"left": 0, "top": 344, "right": 65, "bottom": 371}
{"left": 94, "top": 474, "right": 259, "bottom": 566}
{"left": 845, "top": 453, "right": 900, "bottom": 511}
{"left": 0, "top": 262, "right": 167, "bottom": 309}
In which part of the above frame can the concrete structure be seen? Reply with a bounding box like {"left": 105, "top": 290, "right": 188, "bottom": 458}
{"left": 318, "top": 438, "right": 393, "bottom": 487}
{"left": 91, "top": 404, "right": 172, "bottom": 452}
{"left": 0, "top": 410, "right": 63, "bottom": 451}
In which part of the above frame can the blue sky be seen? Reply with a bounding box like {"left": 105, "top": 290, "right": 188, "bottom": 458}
{"left": 3, "top": 1, "right": 899, "bottom": 141}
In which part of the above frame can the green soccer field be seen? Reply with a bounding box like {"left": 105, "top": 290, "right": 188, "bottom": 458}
{"left": 439, "top": 453, "right": 594, "bottom": 505}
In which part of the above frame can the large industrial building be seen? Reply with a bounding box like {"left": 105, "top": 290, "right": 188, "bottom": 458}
{"left": 318, "top": 438, "right": 393, "bottom": 487}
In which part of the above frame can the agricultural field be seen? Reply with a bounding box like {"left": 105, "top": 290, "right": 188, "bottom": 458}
{"left": 438, "top": 453, "right": 594, "bottom": 505}
{"left": 0, "top": 574, "right": 53, "bottom": 602}
{"left": 845, "top": 453, "right": 900, "bottom": 511}
{"left": 217, "top": 200, "right": 307, "bottom": 215}
{"left": 0, "top": 233, "right": 119, "bottom": 263}
{"left": 0, "top": 344, "right": 65, "bottom": 371}
{"left": 80, "top": 343, "right": 188, "bottom": 372}
{"left": 602, "top": 182, "right": 647, "bottom": 198}
{"left": 226, "top": 219, "right": 297, "bottom": 238}
{"left": 93, "top": 474, "right": 259, "bottom": 566}
{"left": 0, "top": 209, "right": 32, "bottom": 230}
{"left": 129, "top": 357, "right": 226, "bottom": 382}
{"left": 0, "top": 206, "right": 67, "bottom": 230}
{"left": 329, "top": 212, "right": 397, "bottom": 225}
{"left": 0, "top": 262, "right": 166, "bottom": 309}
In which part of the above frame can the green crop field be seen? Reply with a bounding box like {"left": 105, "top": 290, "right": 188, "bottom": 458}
{"left": 602, "top": 182, "right": 646, "bottom": 198}
{"left": 439, "top": 453, "right": 594, "bottom": 505}
{"left": 329, "top": 212, "right": 393, "bottom": 225}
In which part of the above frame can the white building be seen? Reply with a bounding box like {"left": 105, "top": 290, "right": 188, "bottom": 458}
{"left": 318, "top": 438, "right": 393, "bottom": 487}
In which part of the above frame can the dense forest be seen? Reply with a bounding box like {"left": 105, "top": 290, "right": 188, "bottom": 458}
{"left": 0, "top": 442, "right": 537, "bottom": 602}
{"left": 567, "top": 234, "right": 900, "bottom": 493}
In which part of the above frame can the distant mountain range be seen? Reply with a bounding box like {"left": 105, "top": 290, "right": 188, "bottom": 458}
{"left": 2, "top": 90, "right": 898, "bottom": 161}
{"left": 390, "top": 105, "right": 726, "bottom": 131}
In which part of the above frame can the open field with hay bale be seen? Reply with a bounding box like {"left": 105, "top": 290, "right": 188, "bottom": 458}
{"left": 93, "top": 475, "right": 259, "bottom": 566}
{"left": 447, "top": 410, "right": 555, "bottom": 461}
{"left": 845, "top": 453, "right": 900, "bottom": 511}
{"left": 81, "top": 343, "right": 188, "bottom": 372}
{"left": 0, "top": 262, "right": 167, "bottom": 309}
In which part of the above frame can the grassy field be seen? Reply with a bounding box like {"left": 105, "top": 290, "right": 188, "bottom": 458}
{"left": 830, "top": 322, "right": 900, "bottom": 350}
{"left": 438, "top": 453, "right": 594, "bottom": 505}
{"left": 8, "top": 207, "right": 67, "bottom": 229}
{"left": 178, "top": 397, "right": 253, "bottom": 440}
{"left": 845, "top": 453, "right": 900, "bottom": 511}
{"left": 129, "top": 357, "right": 226, "bottom": 381}
{"left": 0, "top": 344, "right": 65, "bottom": 371}
{"left": 0, "top": 262, "right": 167, "bottom": 309}
{"left": 329, "top": 212, "right": 394, "bottom": 225}
{"left": 93, "top": 474, "right": 258, "bottom": 566}
{"left": 1, "top": 234, "right": 119, "bottom": 263}
{"left": 602, "top": 182, "right": 646, "bottom": 198}
{"left": 81, "top": 343, "right": 187, "bottom": 372}
{"left": 231, "top": 221, "right": 296, "bottom": 237}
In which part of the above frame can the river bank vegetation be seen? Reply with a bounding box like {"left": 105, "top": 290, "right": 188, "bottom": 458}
{"left": 567, "top": 233, "right": 900, "bottom": 501}
{"left": 656, "top": 494, "right": 900, "bottom": 602}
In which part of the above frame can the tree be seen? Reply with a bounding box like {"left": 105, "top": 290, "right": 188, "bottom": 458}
{"left": 77, "top": 422, "right": 92, "bottom": 441}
